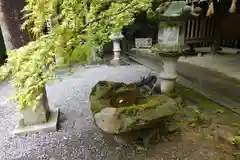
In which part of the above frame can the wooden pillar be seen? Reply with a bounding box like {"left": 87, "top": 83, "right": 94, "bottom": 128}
{"left": 211, "top": 16, "right": 221, "bottom": 54}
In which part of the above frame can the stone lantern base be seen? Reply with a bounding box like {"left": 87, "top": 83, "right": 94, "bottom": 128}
{"left": 110, "top": 58, "right": 127, "bottom": 65}
{"left": 110, "top": 59, "right": 120, "bottom": 65}
{"left": 160, "top": 73, "right": 178, "bottom": 94}
{"left": 160, "top": 56, "right": 179, "bottom": 94}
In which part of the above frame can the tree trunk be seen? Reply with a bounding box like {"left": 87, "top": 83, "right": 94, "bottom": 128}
{"left": 0, "top": 0, "right": 29, "bottom": 51}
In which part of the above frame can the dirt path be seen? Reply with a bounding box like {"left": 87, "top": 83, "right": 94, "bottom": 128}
{"left": 142, "top": 84, "right": 240, "bottom": 160}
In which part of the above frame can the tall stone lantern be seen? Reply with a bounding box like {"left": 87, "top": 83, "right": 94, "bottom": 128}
{"left": 152, "top": 2, "right": 192, "bottom": 94}
{"left": 109, "top": 33, "right": 124, "bottom": 65}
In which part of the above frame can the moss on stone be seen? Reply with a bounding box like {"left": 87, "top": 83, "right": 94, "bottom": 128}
{"left": 91, "top": 102, "right": 103, "bottom": 114}
{"left": 90, "top": 80, "right": 182, "bottom": 134}
{"left": 175, "top": 84, "right": 240, "bottom": 127}
{"left": 151, "top": 43, "right": 182, "bottom": 57}
{"left": 116, "top": 97, "right": 179, "bottom": 133}
{"left": 117, "top": 95, "right": 169, "bottom": 116}
{"left": 232, "top": 136, "right": 240, "bottom": 145}
{"left": 90, "top": 81, "right": 145, "bottom": 114}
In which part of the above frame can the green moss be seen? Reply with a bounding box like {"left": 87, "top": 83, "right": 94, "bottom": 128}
{"left": 176, "top": 86, "right": 223, "bottom": 110}
{"left": 90, "top": 101, "right": 102, "bottom": 114}
{"left": 90, "top": 81, "right": 180, "bottom": 123}
{"left": 116, "top": 84, "right": 138, "bottom": 93}
{"left": 90, "top": 98, "right": 111, "bottom": 114}
{"left": 151, "top": 43, "right": 182, "bottom": 56}
{"left": 117, "top": 95, "right": 169, "bottom": 116}
{"left": 175, "top": 84, "right": 240, "bottom": 126}
{"left": 232, "top": 136, "right": 240, "bottom": 144}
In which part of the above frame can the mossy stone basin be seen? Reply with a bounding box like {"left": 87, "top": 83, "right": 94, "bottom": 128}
{"left": 90, "top": 81, "right": 180, "bottom": 134}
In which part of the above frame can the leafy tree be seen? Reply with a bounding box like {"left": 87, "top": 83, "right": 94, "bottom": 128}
{"left": 0, "top": 0, "right": 155, "bottom": 111}
{"left": 1, "top": 0, "right": 230, "bottom": 111}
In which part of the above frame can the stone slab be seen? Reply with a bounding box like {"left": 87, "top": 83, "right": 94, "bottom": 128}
{"left": 178, "top": 53, "right": 240, "bottom": 81}
{"left": 135, "top": 38, "right": 152, "bottom": 48}
{"left": 13, "top": 108, "right": 60, "bottom": 135}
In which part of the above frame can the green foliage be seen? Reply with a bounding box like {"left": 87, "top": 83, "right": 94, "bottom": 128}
{"left": 0, "top": 0, "right": 153, "bottom": 111}
{"left": 4, "top": 36, "right": 56, "bottom": 111}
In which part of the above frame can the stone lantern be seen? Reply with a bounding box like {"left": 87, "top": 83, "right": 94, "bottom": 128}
{"left": 109, "top": 33, "right": 124, "bottom": 65}
{"left": 152, "top": 1, "right": 192, "bottom": 94}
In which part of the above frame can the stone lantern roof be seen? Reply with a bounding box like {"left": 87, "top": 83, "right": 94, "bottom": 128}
{"left": 157, "top": 1, "right": 194, "bottom": 21}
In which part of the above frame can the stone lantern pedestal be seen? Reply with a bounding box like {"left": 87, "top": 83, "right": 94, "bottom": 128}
{"left": 109, "top": 33, "right": 124, "bottom": 65}
{"left": 152, "top": 44, "right": 181, "bottom": 94}
{"left": 160, "top": 56, "right": 179, "bottom": 94}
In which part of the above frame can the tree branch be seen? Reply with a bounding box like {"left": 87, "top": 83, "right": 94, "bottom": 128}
{"left": 80, "top": 2, "right": 139, "bottom": 32}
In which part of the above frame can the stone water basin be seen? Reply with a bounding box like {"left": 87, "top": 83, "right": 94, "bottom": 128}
{"left": 90, "top": 80, "right": 181, "bottom": 134}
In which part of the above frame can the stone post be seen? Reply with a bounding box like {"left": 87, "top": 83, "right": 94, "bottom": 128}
{"left": 22, "top": 87, "right": 50, "bottom": 126}
{"left": 160, "top": 56, "right": 179, "bottom": 94}
{"left": 13, "top": 73, "right": 59, "bottom": 135}
{"left": 13, "top": 85, "right": 60, "bottom": 135}
{"left": 109, "top": 33, "right": 124, "bottom": 65}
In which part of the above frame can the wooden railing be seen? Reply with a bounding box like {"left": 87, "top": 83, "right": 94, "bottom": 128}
{"left": 221, "top": 40, "right": 240, "bottom": 48}
{"left": 184, "top": 16, "right": 215, "bottom": 48}
{"left": 184, "top": 16, "right": 240, "bottom": 49}
{"left": 121, "top": 15, "right": 240, "bottom": 53}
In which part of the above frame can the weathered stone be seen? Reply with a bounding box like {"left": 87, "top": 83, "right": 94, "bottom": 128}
{"left": 13, "top": 87, "right": 60, "bottom": 135}
{"left": 110, "top": 59, "right": 121, "bottom": 65}
{"left": 13, "top": 107, "right": 59, "bottom": 135}
{"left": 22, "top": 87, "right": 50, "bottom": 126}
{"left": 166, "top": 120, "right": 180, "bottom": 132}
{"left": 94, "top": 107, "right": 120, "bottom": 134}
{"left": 90, "top": 81, "right": 180, "bottom": 134}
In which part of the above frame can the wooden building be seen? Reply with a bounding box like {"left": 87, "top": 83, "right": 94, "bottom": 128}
{"left": 104, "top": 0, "right": 240, "bottom": 94}
{"left": 121, "top": 0, "right": 240, "bottom": 54}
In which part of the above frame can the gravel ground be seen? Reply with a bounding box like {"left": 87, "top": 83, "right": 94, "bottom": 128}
{"left": 0, "top": 64, "right": 153, "bottom": 160}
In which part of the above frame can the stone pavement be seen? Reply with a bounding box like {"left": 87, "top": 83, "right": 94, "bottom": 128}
{"left": 177, "top": 62, "right": 240, "bottom": 114}
{"left": 179, "top": 53, "right": 240, "bottom": 81}
{"left": 178, "top": 53, "right": 240, "bottom": 114}
{"left": 0, "top": 65, "right": 152, "bottom": 160}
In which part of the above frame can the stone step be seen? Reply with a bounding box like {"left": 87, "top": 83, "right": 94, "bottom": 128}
{"left": 125, "top": 52, "right": 240, "bottom": 115}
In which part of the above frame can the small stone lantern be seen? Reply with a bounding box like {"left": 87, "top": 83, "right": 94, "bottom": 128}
{"left": 152, "top": 1, "right": 192, "bottom": 94}
{"left": 109, "top": 33, "right": 124, "bottom": 65}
